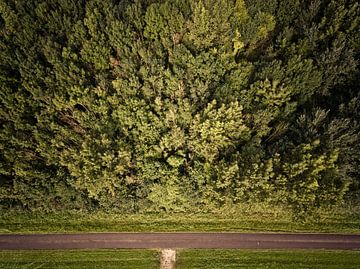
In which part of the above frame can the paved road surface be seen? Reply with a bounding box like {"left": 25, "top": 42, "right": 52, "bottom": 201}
{"left": 1, "top": 233, "right": 359, "bottom": 250}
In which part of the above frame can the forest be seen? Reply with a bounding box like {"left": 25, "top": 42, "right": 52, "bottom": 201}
{"left": 0, "top": 0, "right": 359, "bottom": 217}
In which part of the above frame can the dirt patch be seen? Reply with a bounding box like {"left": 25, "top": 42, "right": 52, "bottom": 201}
{"left": 160, "top": 249, "right": 176, "bottom": 269}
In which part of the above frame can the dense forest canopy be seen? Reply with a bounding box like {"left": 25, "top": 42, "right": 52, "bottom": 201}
{"left": 0, "top": 0, "right": 359, "bottom": 217}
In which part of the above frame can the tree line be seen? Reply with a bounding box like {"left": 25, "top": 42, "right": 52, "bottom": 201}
{"left": 0, "top": 0, "right": 359, "bottom": 217}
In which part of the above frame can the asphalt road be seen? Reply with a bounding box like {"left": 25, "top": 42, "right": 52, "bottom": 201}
{"left": 0, "top": 233, "right": 359, "bottom": 250}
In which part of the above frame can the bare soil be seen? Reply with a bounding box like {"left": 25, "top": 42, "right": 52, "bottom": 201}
{"left": 160, "top": 249, "right": 176, "bottom": 269}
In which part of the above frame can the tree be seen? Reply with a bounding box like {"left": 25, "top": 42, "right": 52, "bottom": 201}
{"left": 0, "top": 0, "right": 359, "bottom": 216}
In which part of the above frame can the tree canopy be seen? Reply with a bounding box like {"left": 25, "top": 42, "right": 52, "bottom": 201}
{"left": 0, "top": 0, "right": 359, "bottom": 217}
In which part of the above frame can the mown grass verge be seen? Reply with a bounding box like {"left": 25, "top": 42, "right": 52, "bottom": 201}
{"left": 0, "top": 249, "right": 159, "bottom": 269}
{"left": 176, "top": 249, "right": 360, "bottom": 269}
{"left": 0, "top": 203, "right": 359, "bottom": 233}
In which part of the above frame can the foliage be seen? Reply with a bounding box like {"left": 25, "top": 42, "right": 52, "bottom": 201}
{"left": 0, "top": 0, "right": 359, "bottom": 217}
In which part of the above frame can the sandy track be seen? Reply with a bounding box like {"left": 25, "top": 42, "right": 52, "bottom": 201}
{"left": 0, "top": 233, "right": 359, "bottom": 250}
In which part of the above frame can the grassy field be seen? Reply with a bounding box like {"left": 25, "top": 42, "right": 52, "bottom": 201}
{"left": 0, "top": 249, "right": 159, "bottom": 269}
{"left": 177, "top": 249, "right": 360, "bottom": 269}
{"left": 0, "top": 204, "right": 359, "bottom": 233}
{"left": 1, "top": 249, "right": 359, "bottom": 269}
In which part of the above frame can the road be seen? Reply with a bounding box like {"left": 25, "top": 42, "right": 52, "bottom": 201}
{"left": 0, "top": 233, "right": 359, "bottom": 250}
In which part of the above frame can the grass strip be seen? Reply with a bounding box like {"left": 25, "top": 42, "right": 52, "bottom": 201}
{"left": 0, "top": 205, "right": 359, "bottom": 233}
{"left": 0, "top": 249, "right": 159, "bottom": 269}
{"left": 177, "top": 249, "right": 360, "bottom": 269}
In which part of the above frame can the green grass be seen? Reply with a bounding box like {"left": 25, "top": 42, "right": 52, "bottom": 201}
{"left": 0, "top": 249, "right": 159, "bottom": 269}
{"left": 177, "top": 249, "right": 360, "bottom": 269}
{"left": 0, "top": 203, "right": 359, "bottom": 233}
{"left": 2, "top": 249, "right": 359, "bottom": 269}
